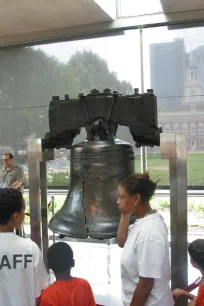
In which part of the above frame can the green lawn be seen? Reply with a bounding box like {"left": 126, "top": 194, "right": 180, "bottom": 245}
{"left": 139, "top": 153, "right": 204, "bottom": 186}
{"left": 20, "top": 152, "right": 204, "bottom": 187}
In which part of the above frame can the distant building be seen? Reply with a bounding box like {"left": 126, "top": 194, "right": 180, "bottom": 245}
{"left": 150, "top": 39, "right": 185, "bottom": 107}
{"left": 158, "top": 55, "right": 204, "bottom": 151}
{"left": 192, "top": 45, "right": 204, "bottom": 95}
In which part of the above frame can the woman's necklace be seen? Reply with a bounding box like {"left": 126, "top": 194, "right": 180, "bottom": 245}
{"left": 137, "top": 209, "right": 157, "bottom": 219}
{"left": 144, "top": 209, "right": 157, "bottom": 218}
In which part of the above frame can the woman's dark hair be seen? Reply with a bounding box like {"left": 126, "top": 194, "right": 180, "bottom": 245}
{"left": 0, "top": 188, "right": 24, "bottom": 225}
{"left": 120, "top": 172, "right": 157, "bottom": 202}
{"left": 188, "top": 239, "right": 204, "bottom": 270}
{"left": 47, "top": 242, "right": 74, "bottom": 273}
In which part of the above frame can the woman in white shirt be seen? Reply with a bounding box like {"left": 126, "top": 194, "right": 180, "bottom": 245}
{"left": 117, "top": 172, "right": 174, "bottom": 306}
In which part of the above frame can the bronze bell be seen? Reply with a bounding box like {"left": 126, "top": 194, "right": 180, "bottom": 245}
{"left": 46, "top": 89, "right": 161, "bottom": 239}
{"left": 48, "top": 139, "right": 135, "bottom": 239}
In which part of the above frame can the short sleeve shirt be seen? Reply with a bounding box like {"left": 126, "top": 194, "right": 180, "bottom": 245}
{"left": 0, "top": 165, "right": 25, "bottom": 193}
{"left": 0, "top": 233, "right": 48, "bottom": 306}
{"left": 120, "top": 211, "right": 174, "bottom": 306}
{"left": 40, "top": 278, "right": 96, "bottom": 306}
{"left": 197, "top": 284, "right": 204, "bottom": 306}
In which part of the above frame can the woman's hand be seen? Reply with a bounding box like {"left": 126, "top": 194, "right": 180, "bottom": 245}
{"left": 117, "top": 213, "right": 131, "bottom": 248}
{"left": 121, "top": 212, "right": 132, "bottom": 217}
{"left": 172, "top": 288, "right": 196, "bottom": 302}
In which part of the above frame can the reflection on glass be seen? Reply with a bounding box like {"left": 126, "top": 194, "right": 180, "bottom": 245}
{"left": 0, "top": 30, "right": 140, "bottom": 186}
{"left": 144, "top": 26, "right": 204, "bottom": 186}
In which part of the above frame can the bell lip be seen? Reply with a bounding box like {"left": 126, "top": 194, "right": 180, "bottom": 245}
{"left": 48, "top": 226, "right": 117, "bottom": 240}
{"left": 88, "top": 233, "right": 117, "bottom": 240}
{"left": 48, "top": 218, "right": 88, "bottom": 239}
{"left": 48, "top": 225, "right": 88, "bottom": 239}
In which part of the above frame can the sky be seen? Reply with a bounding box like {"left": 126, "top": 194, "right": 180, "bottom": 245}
{"left": 119, "top": 0, "right": 163, "bottom": 16}
{"left": 35, "top": 1, "right": 204, "bottom": 92}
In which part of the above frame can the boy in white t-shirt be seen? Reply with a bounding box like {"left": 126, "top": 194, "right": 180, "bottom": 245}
{"left": 0, "top": 188, "right": 48, "bottom": 306}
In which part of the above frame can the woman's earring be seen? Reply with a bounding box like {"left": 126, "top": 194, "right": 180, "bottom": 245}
{"left": 134, "top": 201, "right": 138, "bottom": 206}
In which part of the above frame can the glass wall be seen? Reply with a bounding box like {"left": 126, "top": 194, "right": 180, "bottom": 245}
{"left": 143, "top": 26, "right": 204, "bottom": 187}
{"left": 0, "top": 30, "right": 141, "bottom": 185}
{"left": 142, "top": 26, "right": 204, "bottom": 264}
{"left": 1, "top": 24, "right": 204, "bottom": 188}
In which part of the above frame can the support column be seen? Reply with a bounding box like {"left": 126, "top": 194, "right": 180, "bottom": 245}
{"left": 27, "top": 139, "right": 42, "bottom": 249}
{"left": 139, "top": 26, "right": 147, "bottom": 173}
{"left": 160, "top": 133, "right": 188, "bottom": 306}
{"left": 40, "top": 149, "right": 54, "bottom": 266}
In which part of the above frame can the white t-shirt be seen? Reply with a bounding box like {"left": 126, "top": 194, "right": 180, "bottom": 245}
{"left": 120, "top": 211, "right": 174, "bottom": 306}
{"left": 0, "top": 233, "right": 48, "bottom": 306}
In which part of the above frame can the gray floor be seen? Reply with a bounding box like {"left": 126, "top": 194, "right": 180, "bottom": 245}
{"left": 47, "top": 240, "right": 200, "bottom": 306}
{"left": 48, "top": 241, "right": 123, "bottom": 306}
{"left": 24, "top": 222, "right": 201, "bottom": 305}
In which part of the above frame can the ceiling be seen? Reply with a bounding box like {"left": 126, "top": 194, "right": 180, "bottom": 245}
{"left": 0, "top": 0, "right": 115, "bottom": 46}
{"left": 1, "top": 0, "right": 204, "bottom": 47}
{"left": 160, "top": 0, "right": 204, "bottom": 13}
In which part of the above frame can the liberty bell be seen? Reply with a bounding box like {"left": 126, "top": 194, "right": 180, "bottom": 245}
{"left": 46, "top": 89, "right": 161, "bottom": 239}
{"left": 49, "top": 137, "right": 135, "bottom": 239}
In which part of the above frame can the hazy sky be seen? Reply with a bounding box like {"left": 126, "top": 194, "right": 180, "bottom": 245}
{"left": 119, "top": 0, "right": 163, "bottom": 16}
{"left": 35, "top": 1, "right": 204, "bottom": 92}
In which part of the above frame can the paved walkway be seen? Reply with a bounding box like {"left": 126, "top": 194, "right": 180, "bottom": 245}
{"left": 23, "top": 224, "right": 202, "bottom": 306}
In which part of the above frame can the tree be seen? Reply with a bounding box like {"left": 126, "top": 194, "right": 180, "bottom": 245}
{"left": 0, "top": 47, "right": 61, "bottom": 151}
{"left": 0, "top": 47, "right": 133, "bottom": 154}
{"left": 69, "top": 50, "right": 133, "bottom": 95}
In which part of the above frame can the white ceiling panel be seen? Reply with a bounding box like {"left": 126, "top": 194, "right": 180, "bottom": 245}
{"left": 161, "top": 0, "right": 204, "bottom": 13}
